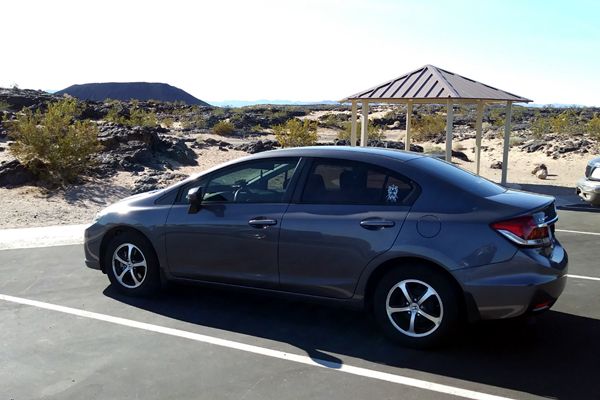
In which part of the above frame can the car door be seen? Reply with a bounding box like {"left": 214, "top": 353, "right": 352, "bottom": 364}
{"left": 165, "top": 157, "right": 301, "bottom": 288}
{"left": 278, "top": 158, "right": 418, "bottom": 298}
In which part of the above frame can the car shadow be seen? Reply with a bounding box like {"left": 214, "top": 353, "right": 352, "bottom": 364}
{"left": 104, "top": 284, "right": 599, "bottom": 399}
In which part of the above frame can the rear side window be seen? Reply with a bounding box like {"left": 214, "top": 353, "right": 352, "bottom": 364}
{"left": 411, "top": 156, "right": 506, "bottom": 197}
{"left": 301, "top": 159, "right": 417, "bottom": 205}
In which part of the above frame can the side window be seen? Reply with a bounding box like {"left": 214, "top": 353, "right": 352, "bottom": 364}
{"left": 201, "top": 158, "right": 300, "bottom": 203}
{"left": 301, "top": 159, "right": 416, "bottom": 205}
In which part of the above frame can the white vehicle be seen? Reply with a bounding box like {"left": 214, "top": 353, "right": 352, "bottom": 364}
{"left": 576, "top": 156, "right": 600, "bottom": 207}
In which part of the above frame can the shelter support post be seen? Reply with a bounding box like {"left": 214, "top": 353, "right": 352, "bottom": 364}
{"left": 350, "top": 101, "right": 357, "bottom": 146}
{"left": 445, "top": 100, "right": 454, "bottom": 161}
{"left": 405, "top": 101, "right": 413, "bottom": 151}
{"left": 360, "top": 102, "right": 369, "bottom": 147}
{"left": 501, "top": 101, "right": 513, "bottom": 186}
{"left": 475, "top": 101, "right": 484, "bottom": 175}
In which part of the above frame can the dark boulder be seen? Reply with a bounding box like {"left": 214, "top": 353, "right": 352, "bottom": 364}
{"left": 0, "top": 160, "right": 35, "bottom": 187}
{"left": 161, "top": 138, "right": 198, "bottom": 165}
{"left": 366, "top": 140, "right": 424, "bottom": 153}
{"left": 234, "top": 140, "right": 280, "bottom": 154}
{"left": 0, "top": 87, "right": 56, "bottom": 111}
{"left": 132, "top": 171, "right": 188, "bottom": 194}
{"left": 490, "top": 161, "right": 502, "bottom": 169}
{"left": 521, "top": 140, "right": 546, "bottom": 153}
{"left": 93, "top": 123, "right": 197, "bottom": 176}
{"left": 451, "top": 150, "right": 470, "bottom": 162}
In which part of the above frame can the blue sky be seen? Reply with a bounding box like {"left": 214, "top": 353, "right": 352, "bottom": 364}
{"left": 1, "top": 0, "right": 598, "bottom": 105}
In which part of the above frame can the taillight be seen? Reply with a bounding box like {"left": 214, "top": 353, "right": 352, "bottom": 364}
{"left": 491, "top": 215, "right": 552, "bottom": 247}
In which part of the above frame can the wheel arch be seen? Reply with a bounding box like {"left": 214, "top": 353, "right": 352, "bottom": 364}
{"left": 363, "top": 257, "right": 472, "bottom": 321}
{"left": 99, "top": 226, "right": 158, "bottom": 273}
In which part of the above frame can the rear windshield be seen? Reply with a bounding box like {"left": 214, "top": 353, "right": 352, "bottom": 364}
{"left": 410, "top": 156, "right": 507, "bottom": 197}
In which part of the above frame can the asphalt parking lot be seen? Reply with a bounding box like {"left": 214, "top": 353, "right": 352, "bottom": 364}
{"left": 1, "top": 209, "right": 599, "bottom": 400}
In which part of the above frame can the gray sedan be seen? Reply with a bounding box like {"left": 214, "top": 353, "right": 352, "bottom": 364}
{"left": 84, "top": 146, "right": 567, "bottom": 348}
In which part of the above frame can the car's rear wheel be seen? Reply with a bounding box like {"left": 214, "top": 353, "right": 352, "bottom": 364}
{"left": 104, "top": 231, "right": 161, "bottom": 296}
{"left": 373, "top": 265, "right": 459, "bottom": 348}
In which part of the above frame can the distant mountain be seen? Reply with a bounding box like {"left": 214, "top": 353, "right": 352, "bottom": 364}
{"left": 56, "top": 82, "right": 210, "bottom": 106}
{"left": 210, "top": 99, "right": 339, "bottom": 107}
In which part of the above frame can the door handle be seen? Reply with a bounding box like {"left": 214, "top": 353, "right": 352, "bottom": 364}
{"left": 248, "top": 218, "right": 277, "bottom": 228}
{"left": 360, "top": 219, "right": 395, "bottom": 230}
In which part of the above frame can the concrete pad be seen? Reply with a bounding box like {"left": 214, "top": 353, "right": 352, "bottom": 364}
{"left": 0, "top": 224, "right": 86, "bottom": 250}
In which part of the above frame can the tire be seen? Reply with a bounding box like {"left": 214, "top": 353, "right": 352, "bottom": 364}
{"left": 373, "top": 265, "right": 460, "bottom": 349}
{"left": 104, "top": 231, "right": 161, "bottom": 296}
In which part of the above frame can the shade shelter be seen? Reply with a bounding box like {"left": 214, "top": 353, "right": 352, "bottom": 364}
{"left": 340, "top": 65, "right": 531, "bottom": 186}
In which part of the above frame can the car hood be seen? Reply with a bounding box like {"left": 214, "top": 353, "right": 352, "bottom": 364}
{"left": 96, "top": 189, "right": 163, "bottom": 220}
{"left": 588, "top": 156, "right": 600, "bottom": 167}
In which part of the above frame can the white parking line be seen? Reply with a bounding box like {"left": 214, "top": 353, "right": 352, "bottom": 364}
{"left": 0, "top": 293, "right": 514, "bottom": 400}
{"left": 556, "top": 229, "right": 600, "bottom": 236}
{"left": 567, "top": 274, "right": 600, "bottom": 282}
{"left": 0, "top": 224, "right": 87, "bottom": 250}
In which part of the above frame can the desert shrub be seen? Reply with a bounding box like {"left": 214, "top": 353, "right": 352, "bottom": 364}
{"left": 8, "top": 98, "right": 100, "bottom": 183}
{"left": 182, "top": 114, "right": 206, "bottom": 130}
{"left": 531, "top": 114, "right": 552, "bottom": 138}
{"left": 423, "top": 144, "right": 444, "bottom": 154}
{"left": 338, "top": 121, "right": 385, "bottom": 143}
{"left": 318, "top": 113, "right": 348, "bottom": 129}
{"left": 588, "top": 114, "right": 600, "bottom": 139}
{"left": 0, "top": 101, "right": 10, "bottom": 111}
{"left": 550, "top": 110, "right": 585, "bottom": 135}
{"left": 509, "top": 136, "right": 526, "bottom": 147}
{"left": 213, "top": 120, "right": 235, "bottom": 136}
{"left": 251, "top": 124, "right": 264, "bottom": 133}
{"left": 161, "top": 117, "right": 174, "bottom": 128}
{"left": 212, "top": 107, "right": 227, "bottom": 117}
{"left": 128, "top": 100, "right": 158, "bottom": 127}
{"left": 105, "top": 100, "right": 158, "bottom": 127}
{"left": 411, "top": 114, "right": 445, "bottom": 141}
{"left": 274, "top": 118, "right": 317, "bottom": 148}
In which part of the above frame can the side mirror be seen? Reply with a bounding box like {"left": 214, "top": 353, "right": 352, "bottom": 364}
{"left": 187, "top": 186, "right": 204, "bottom": 214}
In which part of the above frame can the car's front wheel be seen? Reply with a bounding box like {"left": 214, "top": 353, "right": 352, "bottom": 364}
{"left": 104, "top": 231, "right": 161, "bottom": 296}
{"left": 373, "top": 265, "right": 459, "bottom": 348}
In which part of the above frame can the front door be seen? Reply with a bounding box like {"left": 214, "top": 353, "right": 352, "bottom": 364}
{"left": 278, "top": 158, "right": 417, "bottom": 298}
{"left": 165, "top": 157, "right": 301, "bottom": 288}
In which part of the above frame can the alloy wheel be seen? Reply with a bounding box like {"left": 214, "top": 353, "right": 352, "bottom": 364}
{"left": 112, "top": 243, "right": 148, "bottom": 289}
{"left": 385, "top": 279, "right": 444, "bottom": 337}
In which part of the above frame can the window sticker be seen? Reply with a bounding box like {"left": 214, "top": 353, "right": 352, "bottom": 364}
{"left": 386, "top": 184, "right": 399, "bottom": 203}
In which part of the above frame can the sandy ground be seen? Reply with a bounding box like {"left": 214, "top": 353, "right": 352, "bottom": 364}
{"left": 0, "top": 125, "right": 594, "bottom": 229}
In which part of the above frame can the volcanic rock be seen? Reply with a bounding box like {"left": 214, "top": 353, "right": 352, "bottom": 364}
{"left": 0, "top": 160, "right": 35, "bottom": 187}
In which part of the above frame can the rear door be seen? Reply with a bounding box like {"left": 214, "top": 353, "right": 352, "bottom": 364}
{"left": 278, "top": 158, "right": 418, "bottom": 298}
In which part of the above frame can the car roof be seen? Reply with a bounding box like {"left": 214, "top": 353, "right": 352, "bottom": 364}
{"left": 247, "top": 145, "right": 425, "bottom": 162}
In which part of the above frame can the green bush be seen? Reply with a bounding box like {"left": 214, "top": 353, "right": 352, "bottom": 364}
{"left": 549, "top": 110, "right": 585, "bottom": 135}
{"left": 105, "top": 100, "right": 158, "bottom": 127}
{"left": 274, "top": 118, "right": 318, "bottom": 148}
{"left": 588, "top": 114, "right": 600, "bottom": 139}
{"left": 338, "top": 121, "right": 385, "bottom": 144}
{"left": 8, "top": 98, "right": 100, "bottom": 183}
{"left": 531, "top": 115, "right": 552, "bottom": 138}
{"left": 183, "top": 114, "right": 206, "bottom": 130}
{"left": 411, "top": 114, "right": 445, "bottom": 141}
{"left": 213, "top": 120, "right": 235, "bottom": 136}
{"left": 0, "top": 101, "right": 10, "bottom": 111}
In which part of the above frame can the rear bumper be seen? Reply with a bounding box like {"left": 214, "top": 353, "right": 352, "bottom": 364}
{"left": 455, "top": 243, "right": 568, "bottom": 320}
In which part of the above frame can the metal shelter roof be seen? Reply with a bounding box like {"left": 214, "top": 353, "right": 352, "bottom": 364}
{"left": 342, "top": 64, "right": 532, "bottom": 103}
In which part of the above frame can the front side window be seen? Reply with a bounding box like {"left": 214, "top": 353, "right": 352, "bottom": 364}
{"left": 201, "top": 158, "right": 300, "bottom": 203}
{"left": 301, "top": 159, "right": 417, "bottom": 205}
